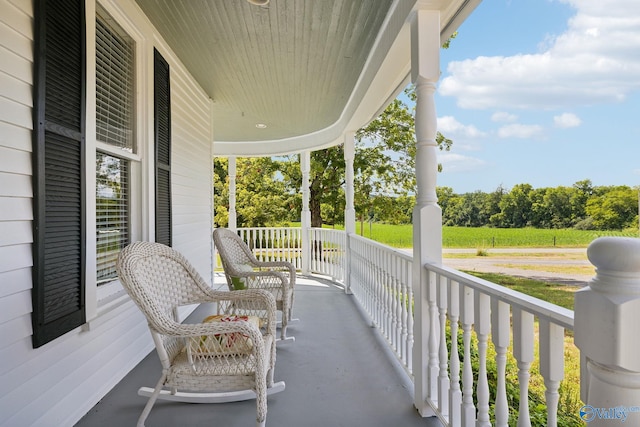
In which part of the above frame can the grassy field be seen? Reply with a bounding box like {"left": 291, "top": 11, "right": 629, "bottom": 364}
{"left": 349, "top": 223, "right": 638, "bottom": 248}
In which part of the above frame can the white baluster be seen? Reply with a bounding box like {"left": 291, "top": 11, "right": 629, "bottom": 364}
{"left": 448, "top": 279, "right": 462, "bottom": 427}
{"left": 269, "top": 228, "right": 273, "bottom": 260}
{"left": 392, "top": 257, "right": 400, "bottom": 353}
{"left": 406, "top": 264, "right": 414, "bottom": 375}
{"left": 312, "top": 229, "right": 318, "bottom": 271}
{"left": 438, "top": 275, "right": 450, "bottom": 416}
{"left": 377, "top": 249, "right": 384, "bottom": 331}
{"left": 427, "top": 270, "right": 440, "bottom": 401}
{"left": 400, "top": 258, "right": 409, "bottom": 366}
{"left": 491, "top": 299, "right": 510, "bottom": 426}
{"left": 340, "top": 232, "right": 345, "bottom": 280}
{"left": 512, "top": 308, "right": 534, "bottom": 427}
{"left": 459, "top": 284, "right": 475, "bottom": 427}
{"left": 475, "top": 291, "right": 491, "bottom": 427}
{"left": 271, "top": 228, "right": 277, "bottom": 261}
{"left": 297, "top": 228, "right": 302, "bottom": 269}
{"left": 387, "top": 255, "right": 394, "bottom": 346}
{"left": 539, "top": 319, "right": 564, "bottom": 427}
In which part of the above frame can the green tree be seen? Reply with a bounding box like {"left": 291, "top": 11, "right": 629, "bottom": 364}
{"left": 544, "top": 186, "right": 575, "bottom": 228}
{"left": 309, "top": 147, "right": 345, "bottom": 227}
{"left": 213, "top": 157, "right": 291, "bottom": 228}
{"left": 491, "top": 183, "right": 533, "bottom": 228}
{"left": 586, "top": 185, "right": 638, "bottom": 230}
{"left": 213, "top": 157, "right": 230, "bottom": 227}
{"left": 571, "top": 179, "right": 594, "bottom": 224}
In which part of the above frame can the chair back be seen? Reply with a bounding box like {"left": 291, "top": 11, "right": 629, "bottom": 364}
{"left": 117, "top": 241, "right": 214, "bottom": 320}
{"left": 213, "top": 228, "right": 260, "bottom": 275}
{"left": 117, "top": 242, "right": 216, "bottom": 363}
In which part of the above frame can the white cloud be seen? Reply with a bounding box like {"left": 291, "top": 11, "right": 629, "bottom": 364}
{"left": 497, "top": 124, "right": 544, "bottom": 139}
{"left": 439, "top": 0, "right": 640, "bottom": 110}
{"left": 492, "top": 112, "right": 518, "bottom": 122}
{"left": 554, "top": 112, "right": 582, "bottom": 128}
{"left": 437, "top": 115, "right": 486, "bottom": 138}
{"left": 438, "top": 152, "right": 488, "bottom": 172}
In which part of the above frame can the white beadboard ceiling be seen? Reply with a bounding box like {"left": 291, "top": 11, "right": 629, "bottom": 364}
{"left": 135, "top": 0, "right": 480, "bottom": 155}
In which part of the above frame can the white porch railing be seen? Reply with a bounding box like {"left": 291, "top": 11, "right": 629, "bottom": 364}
{"left": 348, "top": 234, "right": 415, "bottom": 376}
{"left": 224, "top": 228, "right": 640, "bottom": 427}
{"left": 421, "top": 263, "right": 574, "bottom": 427}
{"left": 309, "top": 227, "right": 346, "bottom": 281}
{"left": 234, "top": 227, "right": 304, "bottom": 269}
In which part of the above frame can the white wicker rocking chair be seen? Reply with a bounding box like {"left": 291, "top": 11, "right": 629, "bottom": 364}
{"left": 116, "top": 241, "right": 285, "bottom": 427}
{"left": 213, "top": 228, "right": 296, "bottom": 341}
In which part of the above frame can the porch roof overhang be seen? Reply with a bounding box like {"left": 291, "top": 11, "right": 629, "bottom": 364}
{"left": 134, "top": 0, "right": 480, "bottom": 156}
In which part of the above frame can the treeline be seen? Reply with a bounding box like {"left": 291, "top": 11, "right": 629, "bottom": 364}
{"left": 438, "top": 181, "right": 638, "bottom": 230}
{"left": 214, "top": 157, "right": 638, "bottom": 231}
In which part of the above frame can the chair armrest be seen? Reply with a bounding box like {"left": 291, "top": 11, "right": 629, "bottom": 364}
{"left": 228, "top": 269, "right": 291, "bottom": 290}
{"left": 254, "top": 261, "right": 295, "bottom": 276}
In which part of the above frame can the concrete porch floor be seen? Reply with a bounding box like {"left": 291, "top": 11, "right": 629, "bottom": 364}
{"left": 76, "top": 275, "right": 442, "bottom": 427}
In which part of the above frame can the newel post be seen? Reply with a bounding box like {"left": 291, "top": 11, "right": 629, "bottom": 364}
{"left": 574, "top": 237, "right": 640, "bottom": 426}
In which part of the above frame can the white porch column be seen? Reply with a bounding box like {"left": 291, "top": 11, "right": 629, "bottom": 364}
{"left": 575, "top": 237, "right": 640, "bottom": 426}
{"left": 344, "top": 131, "right": 356, "bottom": 234}
{"left": 300, "top": 151, "right": 311, "bottom": 274}
{"left": 344, "top": 132, "right": 356, "bottom": 294}
{"left": 228, "top": 156, "right": 237, "bottom": 231}
{"left": 411, "top": 8, "right": 442, "bottom": 417}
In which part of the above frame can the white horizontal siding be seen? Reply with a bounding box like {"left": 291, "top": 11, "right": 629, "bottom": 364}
{"left": 0, "top": 288, "right": 30, "bottom": 328}
{"left": 0, "top": 268, "right": 30, "bottom": 299}
{"left": 0, "top": 243, "right": 31, "bottom": 275}
{"left": 3, "top": 303, "right": 149, "bottom": 426}
{"left": 0, "top": 172, "right": 31, "bottom": 197}
{"left": 0, "top": 121, "right": 31, "bottom": 151}
{"left": 0, "top": 145, "right": 31, "bottom": 174}
{"left": 0, "top": 0, "right": 214, "bottom": 425}
{"left": 0, "top": 220, "right": 31, "bottom": 246}
{"left": 0, "top": 196, "right": 31, "bottom": 220}
{"left": 169, "top": 54, "right": 213, "bottom": 281}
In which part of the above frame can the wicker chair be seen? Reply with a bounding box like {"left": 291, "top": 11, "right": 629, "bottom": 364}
{"left": 213, "top": 228, "right": 296, "bottom": 341}
{"left": 116, "top": 241, "right": 285, "bottom": 427}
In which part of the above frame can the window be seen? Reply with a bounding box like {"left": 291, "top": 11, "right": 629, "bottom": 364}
{"left": 96, "top": 153, "right": 129, "bottom": 283}
{"left": 95, "top": 6, "right": 136, "bottom": 284}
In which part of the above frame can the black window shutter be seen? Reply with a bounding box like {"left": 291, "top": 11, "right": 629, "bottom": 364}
{"left": 32, "top": 0, "right": 86, "bottom": 348}
{"left": 154, "top": 49, "right": 172, "bottom": 246}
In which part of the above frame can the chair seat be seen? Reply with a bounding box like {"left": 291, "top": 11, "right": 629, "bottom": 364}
{"left": 169, "top": 334, "right": 274, "bottom": 392}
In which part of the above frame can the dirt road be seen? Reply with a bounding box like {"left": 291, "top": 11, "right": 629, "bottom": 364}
{"left": 440, "top": 247, "right": 594, "bottom": 287}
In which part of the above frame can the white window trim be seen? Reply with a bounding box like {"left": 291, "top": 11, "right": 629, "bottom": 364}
{"left": 85, "top": 0, "right": 151, "bottom": 325}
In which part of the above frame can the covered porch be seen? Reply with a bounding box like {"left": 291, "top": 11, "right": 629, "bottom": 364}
{"left": 77, "top": 273, "right": 441, "bottom": 427}
{"left": 3, "top": 1, "right": 639, "bottom": 426}
{"left": 78, "top": 228, "right": 640, "bottom": 426}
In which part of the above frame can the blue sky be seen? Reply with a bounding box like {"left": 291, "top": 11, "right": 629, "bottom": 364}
{"left": 431, "top": 0, "right": 640, "bottom": 194}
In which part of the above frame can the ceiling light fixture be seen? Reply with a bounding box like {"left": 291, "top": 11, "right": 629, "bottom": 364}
{"left": 247, "top": 0, "right": 269, "bottom": 5}
{"left": 255, "top": 123, "right": 267, "bottom": 129}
